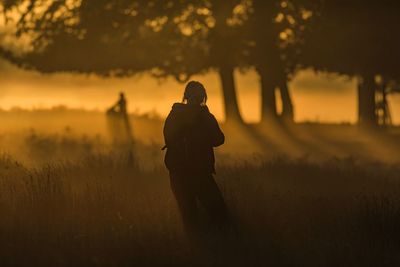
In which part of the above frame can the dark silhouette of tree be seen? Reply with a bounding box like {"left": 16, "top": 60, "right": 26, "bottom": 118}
{"left": 249, "top": 1, "right": 285, "bottom": 122}
{"left": 242, "top": 0, "right": 315, "bottom": 123}
{"left": 300, "top": 0, "right": 400, "bottom": 126}
{"left": 208, "top": 0, "right": 244, "bottom": 122}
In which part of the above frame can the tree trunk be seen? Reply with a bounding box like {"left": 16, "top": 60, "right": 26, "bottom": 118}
{"left": 218, "top": 65, "right": 242, "bottom": 123}
{"left": 257, "top": 67, "right": 278, "bottom": 123}
{"left": 279, "top": 81, "right": 294, "bottom": 122}
{"left": 358, "top": 74, "right": 377, "bottom": 127}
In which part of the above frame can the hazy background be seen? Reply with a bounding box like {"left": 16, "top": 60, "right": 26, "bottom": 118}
{"left": 2, "top": 58, "right": 399, "bottom": 124}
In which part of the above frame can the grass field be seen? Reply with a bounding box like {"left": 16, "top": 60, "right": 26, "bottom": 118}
{"left": 1, "top": 109, "right": 400, "bottom": 266}
{"left": 2, "top": 153, "right": 400, "bottom": 266}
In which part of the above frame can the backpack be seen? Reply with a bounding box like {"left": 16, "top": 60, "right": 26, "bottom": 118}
{"left": 163, "top": 114, "right": 203, "bottom": 171}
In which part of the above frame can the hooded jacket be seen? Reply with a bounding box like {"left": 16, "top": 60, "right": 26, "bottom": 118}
{"left": 163, "top": 103, "right": 225, "bottom": 174}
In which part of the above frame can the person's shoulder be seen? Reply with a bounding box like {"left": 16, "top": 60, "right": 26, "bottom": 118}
{"left": 171, "top": 103, "right": 185, "bottom": 110}
{"left": 201, "top": 106, "right": 218, "bottom": 120}
{"left": 201, "top": 105, "right": 210, "bottom": 113}
{"left": 167, "top": 103, "right": 185, "bottom": 118}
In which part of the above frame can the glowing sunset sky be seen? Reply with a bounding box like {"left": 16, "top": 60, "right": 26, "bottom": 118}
{"left": 0, "top": 59, "right": 399, "bottom": 124}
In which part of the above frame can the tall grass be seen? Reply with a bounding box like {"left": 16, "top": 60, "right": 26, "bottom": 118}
{"left": 1, "top": 151, "right": 400, "bottom": 266}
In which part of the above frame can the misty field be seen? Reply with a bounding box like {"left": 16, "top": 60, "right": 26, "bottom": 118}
{"left": 2, "top": 110, "right": 400, "bottom": 266}
{"left": 2, "top": 151, "right": 400, "bottom": 266}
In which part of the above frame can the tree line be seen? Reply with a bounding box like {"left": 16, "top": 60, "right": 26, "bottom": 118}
{"left": 0, "top": 0, "right": 399, "bottom": 126}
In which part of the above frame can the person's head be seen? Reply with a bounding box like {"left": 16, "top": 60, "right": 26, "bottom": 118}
{"left": 119, "top": 92, "right": 125, "bottom": 99}
{"left": 182, "top": 81, "right": 207, "bottom": 105}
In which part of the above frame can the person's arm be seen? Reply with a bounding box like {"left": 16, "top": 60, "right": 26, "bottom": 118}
{"left": 163, "top": 110, "right": 181, "bottom": 147}
{"left": 204, "top": 112, "right": 225, "bottom": 147}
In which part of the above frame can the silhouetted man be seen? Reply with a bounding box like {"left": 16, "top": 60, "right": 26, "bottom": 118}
{"left": 163, "top": 81, "right": 228, "bottom": 235}
{"left": 107, "top": 92, "right": 133, "bottom": 145}
{"left": 108, "top": 92, "right": 127, "bottom": 115}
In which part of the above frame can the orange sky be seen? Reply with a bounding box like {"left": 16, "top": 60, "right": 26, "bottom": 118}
{"left": 0, "top": 59, "right": 399, "bottom": 124}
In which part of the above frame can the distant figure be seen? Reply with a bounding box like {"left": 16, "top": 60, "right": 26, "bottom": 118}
{"left": 108, "top": 92, "right": 128, "bottom": 115}
{"left": 107, "top": 92, "right": 133, "bottom": 146}
{"left": 163, "top": 81, "right": 228, "bottom": 234}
